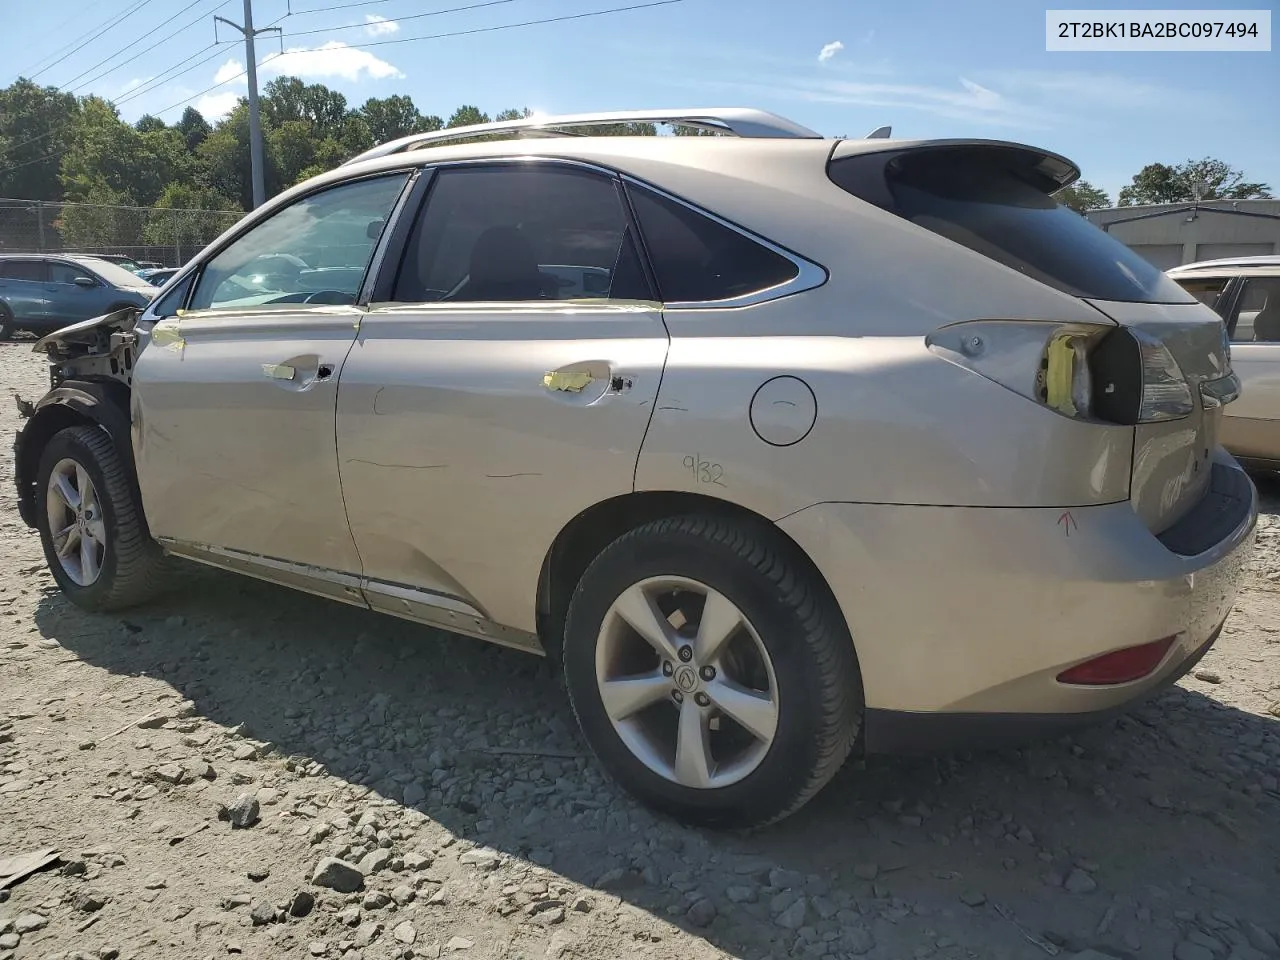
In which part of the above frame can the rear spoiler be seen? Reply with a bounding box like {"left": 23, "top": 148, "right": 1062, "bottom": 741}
{"left": 829, "top": 139, "right": 1081, "bottom": 195}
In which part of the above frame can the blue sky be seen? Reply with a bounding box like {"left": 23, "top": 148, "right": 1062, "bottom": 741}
{"left": 4, "top": 0, "right": 1277, "bottom": 202}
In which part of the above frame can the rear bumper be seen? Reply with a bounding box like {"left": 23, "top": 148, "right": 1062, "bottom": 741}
{"left": 777, "top": 449, "right": 1256, "bottom": 744}
{"left": 862, "top": 618, "right": 1222, "bottom": 753}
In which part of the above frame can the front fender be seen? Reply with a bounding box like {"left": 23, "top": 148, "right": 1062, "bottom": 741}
{"left": 13, "top": 379, "right": 136, "bottom": 529}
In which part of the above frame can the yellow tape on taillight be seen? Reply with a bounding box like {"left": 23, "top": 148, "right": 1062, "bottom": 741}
{"left": 1044, "top": 333, "right": 1081, "bottom": 417}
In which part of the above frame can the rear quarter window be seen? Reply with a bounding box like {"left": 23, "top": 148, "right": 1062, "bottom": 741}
{"left": 625, "top": 185, "right": 799, "bottom": 303}
{"left": 829, "top": 147, "right": 1195, "bottom": 305}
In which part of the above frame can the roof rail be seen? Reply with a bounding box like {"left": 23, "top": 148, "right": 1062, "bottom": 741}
{"left": 343, "top": 107, "right": 824, "bottom": 166}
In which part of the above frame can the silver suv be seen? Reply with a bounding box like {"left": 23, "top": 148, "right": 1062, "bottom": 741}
{"left": 13, "top": 108, "right": 1257, "bottom": 828}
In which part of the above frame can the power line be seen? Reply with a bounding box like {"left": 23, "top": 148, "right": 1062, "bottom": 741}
{"left": 282, "top": 0, "right": 683, "bottom": 50}
{"left": 288, "top": 0, "right": 405, "bottom": 13}
{"left": 141, "top": 0, "right": 684, "bottom": 120}
{"left": 60, "top": 0, "right": 227, "bottom": 92}
{"left": 284, "top": 0, "right": 523, "bottom": 39}
{"left": 0, "top": 41, "right": 233, "bottom": 163}
{"left": 1, "top": 0, "right": 685, "bottom": 177}
{"left": 13, "top": 1, "right": 137, "bottom": 79}
{"left": 28, "top": 0, "right": 159, "bottom": 82}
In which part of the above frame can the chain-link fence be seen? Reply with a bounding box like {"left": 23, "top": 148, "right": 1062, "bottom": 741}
{"left": 0, "top": 197, "right": 246, "bottom": 268}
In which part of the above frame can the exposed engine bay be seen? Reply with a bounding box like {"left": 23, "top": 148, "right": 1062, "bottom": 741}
{"left": 29, "top": 306, "right": 143, "bottom": 392}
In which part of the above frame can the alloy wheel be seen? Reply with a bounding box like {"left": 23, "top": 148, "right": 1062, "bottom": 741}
{"left": 594, "top": 575, "right": 780, "bottom": 789}
{"left": 46, "top": 457, "right": 107, "bottom": 587}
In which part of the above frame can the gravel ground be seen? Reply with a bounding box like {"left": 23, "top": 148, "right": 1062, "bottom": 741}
{"left": 2, "top": 339, "right": 1279, "bottom": 960}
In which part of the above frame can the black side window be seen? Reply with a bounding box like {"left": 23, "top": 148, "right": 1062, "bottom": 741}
{"left": 0, "top": 260, "right": 47, "bottom": 281}
{"left": 392, "top": 165, "right": 651, "bottom": 303}
{"left": 625, "top": 185, "right": 799, "bottom": 303}
{"left": 152, "top": 273, "right": 195, "bottom": 318}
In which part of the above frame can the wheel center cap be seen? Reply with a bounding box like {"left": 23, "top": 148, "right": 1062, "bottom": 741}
{"left": 673, "top": 665, "right": 699, "bottom": 693}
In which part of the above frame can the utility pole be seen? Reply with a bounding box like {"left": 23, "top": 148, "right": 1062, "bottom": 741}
{"left": 215, "top": 1, "right": 281, "bottom": 209}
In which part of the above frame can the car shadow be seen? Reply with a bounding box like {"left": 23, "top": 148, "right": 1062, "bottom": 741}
{"left": 34, "top": 562, "right": 1280, "bottom": 959}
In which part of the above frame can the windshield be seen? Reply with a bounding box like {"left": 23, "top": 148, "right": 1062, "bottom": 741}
{"left": 830, "top": 149, "right": 1195, "bottom": 305}
{"left": 75, "top": 258, "right": 152, "bottom": 288}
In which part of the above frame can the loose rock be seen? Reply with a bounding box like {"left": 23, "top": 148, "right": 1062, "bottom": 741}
{"left": 1064, "top": 869, "right": 1098, "bottom": 894}
{"left": 289, "top": 891, "right": 315, "bottom": 918}
{"left": 224, "top": 794, "right": 260, "bottom": 829}
{"left": 312, "top": 858, "right": 364, "bottom": 893}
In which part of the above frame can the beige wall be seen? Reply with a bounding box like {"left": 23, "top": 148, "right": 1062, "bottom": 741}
{"left": 1086, "top": 200, "right": 1280, "bottom": 267}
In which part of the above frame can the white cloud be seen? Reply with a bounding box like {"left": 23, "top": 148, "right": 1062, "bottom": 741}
{"left": 708, "top": 74, "right": 1050, "bottom": 128}
{"left": 260, "top": 41, "right": 403, "bottom": 82}
{"left": 364, "top": 14, "right": 399, "bottom": 37}
{"left": 214, "top": 58, "right": 245, "bottom": 85}
{"left": 818, "top": 40, "right": 844, "bottom": 63}
{"left": 196, "top": 90, "right": 242, "bottom": 120}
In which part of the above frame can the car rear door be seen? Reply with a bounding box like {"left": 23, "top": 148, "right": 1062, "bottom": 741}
{"left": 336, "top": 160, "right": 668, "bottom": 641}
{"left": 131, "top": 172, "right": 413, "bottom": 601}
{"left": 0, "top": 258, "right": 50, "bottom": 326}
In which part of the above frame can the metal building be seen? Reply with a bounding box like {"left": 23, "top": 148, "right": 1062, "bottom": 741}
{"left": 1085, "top": 199, "right": 1280, "bottom": 270}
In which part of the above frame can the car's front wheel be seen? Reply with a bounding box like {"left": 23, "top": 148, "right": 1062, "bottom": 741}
{"left": 36, "top": 425, "right": 167, "bottom": 612}
{"left": 563, "top": 515, "right": 862, "bottom": 829}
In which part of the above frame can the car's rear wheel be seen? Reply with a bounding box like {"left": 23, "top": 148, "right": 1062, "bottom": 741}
{"left": 0, "top": 305, "right": 13, "bottom": 340}
{"left": 36, "top": 425, "right": 167, "bottom": 612}
{"left": 562, "top": 514, "right": 861, "bottom": 829}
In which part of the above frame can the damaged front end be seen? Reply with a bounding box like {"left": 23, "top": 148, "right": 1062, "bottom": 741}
{"left": 29, "top": 306, "right": 143, "bottom": 392}
{"left": 12, "top": 307, "right": 144, "bottom": 529}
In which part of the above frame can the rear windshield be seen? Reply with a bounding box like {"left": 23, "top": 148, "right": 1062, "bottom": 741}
{"left": 829, "top": 149, "right": 1194, "bottom": 305}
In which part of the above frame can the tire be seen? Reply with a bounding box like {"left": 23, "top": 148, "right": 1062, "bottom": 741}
{"left": 35, "top": 425, "right": 168, "bottom": 612}
{"left": 0, "top": 305, "right": 12, "bottom": 340}
{"left": 562, "top": 514, "right": 862, "bottom": 829}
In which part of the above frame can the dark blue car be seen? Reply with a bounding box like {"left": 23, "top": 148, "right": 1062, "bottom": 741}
{"left": 0, "top": 254, "right": 155, "bottom": 339}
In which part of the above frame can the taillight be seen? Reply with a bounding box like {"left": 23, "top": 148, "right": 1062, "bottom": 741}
{"left": 926, "top": 320, "right": 1196, "bottom": 425}
{"left": 1056, "top": 636, "right": 1176, "bottom": 685}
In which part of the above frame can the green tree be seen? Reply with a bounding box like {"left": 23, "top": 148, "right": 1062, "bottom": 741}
{"left": 1055, "top": 179, "right": 1111, "bottom": 213}
{"left": 263, "top": 77, "right": 349, "bottom": 140}
{"left": 135, "top": 114, "right": 166, "bottom": 134}
{"left": 494, "top": 107, "right": 532, "bottom": 121}
{"left": 176, "top": 107, "right": 211, "bottom": 152}
{"left": 60, "top": 96, "right": 181, "bottom": 206}
{"left": 0, "top": 78, "right": 80, "bottom": 201}
{"left": 359, "top": 94, "right": 423, "bottom": 144}
{"left": 142, "top": 182, "right": 241, "bottom": 254}
{"left": 447, "top": 105, "right": 489, "bottom": 127}
{"left": 1118, "top": 158, "right": 1272, "bottom": 205}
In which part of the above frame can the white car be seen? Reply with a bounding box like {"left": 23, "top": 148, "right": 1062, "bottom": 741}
{"left": 1168, "top": 256, "right": 1280, "bottom": 470}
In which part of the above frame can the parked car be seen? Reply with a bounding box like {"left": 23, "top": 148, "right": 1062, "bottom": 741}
{"left": 0, "top": 254, "right": 155, "bottom": 339}
{"left": 136, "top": 260, "right": 164, "bottom": 271}
{"left": 12, "top": 108, "right": 1257, "bottom": 828}
{"left": 137, "top": 267, "right": 180, "bottom": 286}
{"left": 1167, "top": 256, "right": 1280, "bottom": 471}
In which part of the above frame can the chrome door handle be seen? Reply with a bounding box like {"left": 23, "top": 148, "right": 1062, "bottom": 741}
{"left": 262, "top": 362, "right": 296, "bottom": 381}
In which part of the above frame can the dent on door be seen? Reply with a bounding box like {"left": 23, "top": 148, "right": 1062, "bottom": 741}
{"left": 336, "top": 305, "right": 668, "bottom": 646}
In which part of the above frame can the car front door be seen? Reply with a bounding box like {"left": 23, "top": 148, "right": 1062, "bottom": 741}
{"left": 131, "top": 172, "right": 413, "bottom": 600}
{"left": 1222, "top": 274, "right": 1280, "bottom": 465}
{"left": 0, "top": 258, "right": 50, "bottom": 328}
{"left": 336, "top": 161, "right": 669, "bottom": 643}
{"left": 45, "top": 259, "right": 108, "bottom": 326}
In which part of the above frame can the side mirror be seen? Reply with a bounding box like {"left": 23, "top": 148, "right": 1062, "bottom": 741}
{"left": 73, "top": 276, "right": 96, "bottom": 287}
{"left": 366, "top": 219, "right": 385, "bottom": 240}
